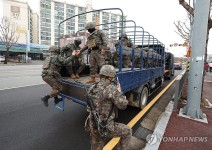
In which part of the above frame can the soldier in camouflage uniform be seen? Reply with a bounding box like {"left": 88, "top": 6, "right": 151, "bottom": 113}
{"left": 113, "top": 33, "right": 133, "bottom": 68}
{"left": 41, "top": 46, "right": 79, "bottom": 107}
{"left": 61, "top": 39, "right": 82, "bottom": 79}
{"left": 101, "top": 46, "right": 112, "bottom": 65}
{"left": 85, "top": 65, "right": 132, "bottom": 150}
{"left": 80, "top": 22, "right": 107, "bottom": 83}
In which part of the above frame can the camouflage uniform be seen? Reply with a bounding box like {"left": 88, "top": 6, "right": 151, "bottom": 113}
{"left": 85, "top": 65, "right": 132, "bottom": 150}
{"left": 81, "top": 22, "right": 107, "bottom": 83}
{"left": 61, "top": 39, "right": 84, "bottom": 78}
{"left": 102, "top": 47, "right": 112, "bottom": 65}
{"left": 114, "top": 33, "right": 133, "bottom": 68}
{"left": 75, "top": 52, "right": 86, "bottom": 77}
{"left": 41, "top": 46, "right": 75, "bottom": 107}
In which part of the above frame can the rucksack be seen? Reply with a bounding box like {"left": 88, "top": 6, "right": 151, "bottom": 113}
{"left": 42, "top": 56, "right": 52, "bottom": 69}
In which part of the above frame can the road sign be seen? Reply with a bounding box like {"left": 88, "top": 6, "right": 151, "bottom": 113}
{"left": 185, "top": 46, "right": 191, "bottom": 57}
{"left": 169, "top": 42, "right": 189, "bottom": 47}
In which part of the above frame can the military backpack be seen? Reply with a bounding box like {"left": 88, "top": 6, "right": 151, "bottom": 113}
{"left": 42, "top": 56, "right": 52, "bottom": 69}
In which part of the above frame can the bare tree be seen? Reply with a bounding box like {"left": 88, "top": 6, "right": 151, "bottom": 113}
{"left": 178, "top": 0, "right": 212, "bottom": 58}
{"left": 174, "top": 18, "right": 191, "bottom": 42}
{"left": 0, "top": 16, "right": 20, "bottom": 64}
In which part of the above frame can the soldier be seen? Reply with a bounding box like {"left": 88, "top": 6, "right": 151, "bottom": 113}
{"left": 101, "top": 46, "right": 112, "bottom": 65}
{"left": 114, "top": 32, "right": 133, "bottom": 68}
{"left": 41, "top": 46, "right": 79, "bottom": 107}
{"left": 74, "top": 51, "right": 86, "bottom": 78}
{"left": 61, "top": 39, "right": 82, "bottom": 79}
{"left": 85, "top": 65, "right": 132, "bottom": 150}
{"left": 80, "top": 22, "right": 107, "bottom": 83}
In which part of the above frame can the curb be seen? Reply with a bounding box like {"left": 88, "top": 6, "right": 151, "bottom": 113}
{"left": 144, "top": 101, "right": 174, "bottom": 150}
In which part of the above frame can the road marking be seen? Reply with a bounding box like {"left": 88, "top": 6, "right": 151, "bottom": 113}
{"left": 0, "top": 76, "right": 42, "bottom": 79}
{"left": 0, "top": 83, "right": 46, "bottom": 91}
{"left": 103, "top": 76, "right": 179, "bottom": 150}
{"left": 0, "top": 70, "right": 41, "bottom": 73}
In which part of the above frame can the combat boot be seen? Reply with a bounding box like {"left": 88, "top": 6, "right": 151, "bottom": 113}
{"left": 71, "top": 74, "right": 76, "bottom": 79}
{"left": 86, "top": 76, "right": 96, "bottom": 83}
{"left": 75, "top": 73, "right": 80, "bottom": 78}
{"left": 41, "top": 95, "right": 50, "bottom": 107}
{"left": 54, "top": 96, "right": 63, "bottom": 104}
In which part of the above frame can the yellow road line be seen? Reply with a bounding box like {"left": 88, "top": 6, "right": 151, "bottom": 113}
{"left": 103, "top": 76, "right": 178, "bottom": 150}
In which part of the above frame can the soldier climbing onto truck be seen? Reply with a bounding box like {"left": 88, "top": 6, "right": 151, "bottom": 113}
{"left": 41, "top": 46, "right": 80, "bottom": 107}
{"left": 80, "top": 22, "right": 108, "bottom": 83}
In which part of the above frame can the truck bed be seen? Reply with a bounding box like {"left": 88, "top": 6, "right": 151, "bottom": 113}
{"left": 61, "top": 68, "right": 140, "bottom": 85}
{"left": 59, "top": 67, "right": 163, "bottom": 106}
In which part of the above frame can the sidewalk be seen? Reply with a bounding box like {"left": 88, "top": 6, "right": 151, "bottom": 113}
{"left": 0, "top": 60, "right": 44, "bottom": 66}
{"left": 159, "top": 73, "right": 212, "bottom": 150}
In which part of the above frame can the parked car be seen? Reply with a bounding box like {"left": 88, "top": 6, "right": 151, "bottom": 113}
{"left": 174, "top": 62, "right": 182, "bottom": 70}
{"left": 0, "top": 56, "right": 5, "bottom": 62}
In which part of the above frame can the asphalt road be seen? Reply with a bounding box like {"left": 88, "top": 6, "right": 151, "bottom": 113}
{"left": 0, "top": 65, "right": 44, "bottom": 90}
{"left": 0, "top": 64, "right": 182, "bottom": 150}
{"left": 0, "top": 84, "right": 90, "bottom": 150}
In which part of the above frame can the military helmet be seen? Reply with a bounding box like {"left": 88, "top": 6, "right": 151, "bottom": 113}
{"left": 85, "top": 22, "right": 95, "bottom": 30}
{"left": 74, "top": 38, "right": 82, "bottom": 45}
{"left": 49, "top": 46, "right": 59, "bottom": 52}
{"left": 99, "top": 65, "right": 116, "bottom": 78}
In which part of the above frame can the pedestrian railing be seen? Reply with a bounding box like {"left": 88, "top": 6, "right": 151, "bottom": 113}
{"left": 173, "top": 69, "right": 187, "bottom": 110}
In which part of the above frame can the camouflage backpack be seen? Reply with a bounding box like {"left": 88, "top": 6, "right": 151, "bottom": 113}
{"left": 42, "top": 56, "right": 52, "bottom": 69}
{"left": 87, "top": 37, "right": 96, "bottom": 49}
{"left": 87, "top": 30, "right": 106, "bottom": 49}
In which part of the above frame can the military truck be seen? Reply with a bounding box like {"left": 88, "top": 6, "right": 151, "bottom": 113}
{"left": 56, "top": 8, "right": 165, "bottom": 110}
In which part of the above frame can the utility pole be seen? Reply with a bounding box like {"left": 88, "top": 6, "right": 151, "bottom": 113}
{"left": 182, "top": 0, "right": 210, "bottom": 120}
{"left": 26, "top": 30, "right": 30, "bottom": 63}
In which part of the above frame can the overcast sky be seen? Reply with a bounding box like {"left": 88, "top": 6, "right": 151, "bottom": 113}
{"left": 25, "top": 0, "right": 212, "bottom": 57}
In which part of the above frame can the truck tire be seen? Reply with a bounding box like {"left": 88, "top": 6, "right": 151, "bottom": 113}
{"left": 140, "top": 86, "right": 149, "bottom": 109}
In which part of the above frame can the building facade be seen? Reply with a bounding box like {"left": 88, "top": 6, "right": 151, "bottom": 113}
{"left": 0, "top": 0, "right": 45, "bottom": 61}
{"left": 40, "top": 0, "right": 126, "bottom": 46}
{"left": 1, "top": 0, "right": 39, "bottom": 44}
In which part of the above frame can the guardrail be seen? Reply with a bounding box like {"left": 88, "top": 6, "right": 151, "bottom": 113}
{"left": 173, "top": 69, "right": 187, "bottom": 110}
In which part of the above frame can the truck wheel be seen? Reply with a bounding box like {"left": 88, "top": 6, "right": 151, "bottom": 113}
{"left": 140, "top": 86, "right": 149, "bottom": 109}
